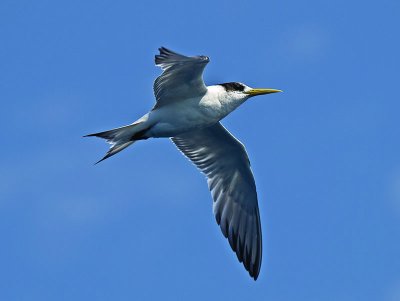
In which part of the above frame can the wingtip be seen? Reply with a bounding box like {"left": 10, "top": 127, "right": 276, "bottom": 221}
{"left": 159, "top": 46, "right": 172, "bottom": 53}
{"left": 249, "top": 260, "right": 261, "bottom": 281}
{"left": 157, "top": 46, "right": 169, "bottom": 56}
{"left": 251, "top": 271, "right": 259, "bottom": 281}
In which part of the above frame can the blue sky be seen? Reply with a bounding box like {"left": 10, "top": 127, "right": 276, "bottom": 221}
{"left": 1, "top": 0, "right": 399, "bottom": 300}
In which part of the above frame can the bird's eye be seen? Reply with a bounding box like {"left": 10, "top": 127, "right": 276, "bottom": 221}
{"left": 234, "top": 83, "right": 245, "bottom": 91}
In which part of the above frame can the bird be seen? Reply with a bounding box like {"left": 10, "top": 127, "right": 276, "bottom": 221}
{"left": 85, "top": 47, "right": 282, "bottom": 280}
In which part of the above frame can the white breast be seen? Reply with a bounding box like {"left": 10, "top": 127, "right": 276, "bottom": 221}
{"left": 146, "top": 85, "right": 249, "bottom": 138}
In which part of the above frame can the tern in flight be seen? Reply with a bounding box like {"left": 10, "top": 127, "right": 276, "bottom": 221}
{"left": 85, "top": 47, "right": 282, "bottom": 280}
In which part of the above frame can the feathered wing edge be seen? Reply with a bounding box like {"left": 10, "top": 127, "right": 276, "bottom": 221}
{"left": 155, "top": 47, "right": 190, "bottom": 67}
{"left": 172, "top": 123, "right": 262, "bottom": 280}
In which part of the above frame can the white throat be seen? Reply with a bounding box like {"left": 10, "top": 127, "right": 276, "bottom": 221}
{"left": 205, "top": 85, "right": 249, "bottom": 117}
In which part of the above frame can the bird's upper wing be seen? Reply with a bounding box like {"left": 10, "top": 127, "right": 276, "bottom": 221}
{"left": 171, "top": 122, "right": 262, "bottom": 280}
{"left": 153, "top": 47, "right": 209, "bottom": 109}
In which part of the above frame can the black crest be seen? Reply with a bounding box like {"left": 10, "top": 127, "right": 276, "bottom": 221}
{"left": 220, "top": 82, "right": 245, "bottom": 92}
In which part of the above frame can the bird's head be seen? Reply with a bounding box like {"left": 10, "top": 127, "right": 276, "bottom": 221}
{"left": 220, "top": 82, "right": 282, "bottom": 100}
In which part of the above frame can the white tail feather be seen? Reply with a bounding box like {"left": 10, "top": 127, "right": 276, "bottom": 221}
{"left": 85, "top": 121, "right": 148, "bottom": 163}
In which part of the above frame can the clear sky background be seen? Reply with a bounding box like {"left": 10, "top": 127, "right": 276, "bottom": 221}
{"left": 1, "top": 0, "right": 399, "bottom": 300}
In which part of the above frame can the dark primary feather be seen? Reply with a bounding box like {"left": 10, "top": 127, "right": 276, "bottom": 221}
{"left": 153, "top": 47, "right": 210, "bottom": 109}
{"left": 172, "top": 122, "right": 262, "bottom": 280}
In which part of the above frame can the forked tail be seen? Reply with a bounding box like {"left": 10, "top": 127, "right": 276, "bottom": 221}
{"left": 84, "top": 121, "right": 148, "bottom": 164}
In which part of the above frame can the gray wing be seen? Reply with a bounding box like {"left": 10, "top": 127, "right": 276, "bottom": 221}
{"left": 153, "top": 47, "right": 209, "bottom": 109}
{"left": 172, "top": 122, "right": 262, "bottom": 280}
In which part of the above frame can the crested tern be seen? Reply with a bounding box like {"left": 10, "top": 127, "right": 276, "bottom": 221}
{"left": 85, "top": 47, "right": 282, "bottom": 280}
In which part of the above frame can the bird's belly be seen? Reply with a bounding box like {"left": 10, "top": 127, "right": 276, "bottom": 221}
{"left": 146, "top": 102, "right": 219, "bottom": 137}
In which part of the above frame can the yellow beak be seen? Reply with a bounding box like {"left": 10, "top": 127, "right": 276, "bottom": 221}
{"left": 245, "top": 88, "right": 282, "bottom": 96}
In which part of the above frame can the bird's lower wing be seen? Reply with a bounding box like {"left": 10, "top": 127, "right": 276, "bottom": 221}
{"left": 171, "top": 122, "right": 262, "bottom": 280}
{"left": 153, "top": 47, "right": 209, "bottom": 109}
